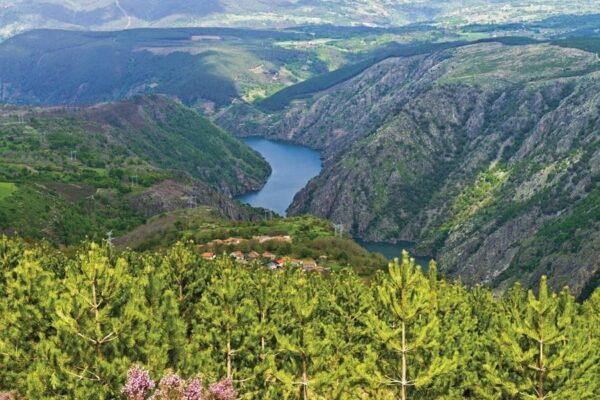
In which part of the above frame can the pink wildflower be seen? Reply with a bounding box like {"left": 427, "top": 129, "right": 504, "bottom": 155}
{"left": 208, "top": 378, "right": 236, "bottom": 400}
{"left": 184, "top": 378, "right": 203, "bottom": 400}
{"left": 122, "top": 365, "right": 155, "bottom": 400}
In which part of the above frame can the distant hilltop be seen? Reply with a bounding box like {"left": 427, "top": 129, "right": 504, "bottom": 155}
{"left": 2, "top": 1, "right": 600, "bottom": 39}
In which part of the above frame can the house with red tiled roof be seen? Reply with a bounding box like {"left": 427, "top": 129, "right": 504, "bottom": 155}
{"left": 201, "top": 252, "right": 216, "bottom": 260}
{"left": 275, "top": 258, "right": 286, "bottom": 266}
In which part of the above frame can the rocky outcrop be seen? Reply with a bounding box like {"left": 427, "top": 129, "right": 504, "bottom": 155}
{"left": 129, "top": 179, "right": 263, "bottom": 222}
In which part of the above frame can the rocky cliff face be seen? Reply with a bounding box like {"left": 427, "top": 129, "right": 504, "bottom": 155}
{"left": 218, "top": 42, "right": 600, "bottom": 294}
{"left": 129, "top": 178, "right": 262, "bottom": 222}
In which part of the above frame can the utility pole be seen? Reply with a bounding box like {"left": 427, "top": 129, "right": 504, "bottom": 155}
{"left": 106, "top": 231, "right": 114, "bottom": 248}
{"left": 87, "top": 194, "right": 95, "bottom": 211}
{"left": 188, "top": 195, "right": 197, "bottom": 209}
{"left": 333, "top": 224, "right": 344, "bottom": 238}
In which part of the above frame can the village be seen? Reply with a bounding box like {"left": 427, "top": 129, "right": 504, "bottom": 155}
{"left": 198, "top": 235, "right": 327, "bottom": 272}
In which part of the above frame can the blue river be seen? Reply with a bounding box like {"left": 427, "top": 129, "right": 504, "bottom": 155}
{"left": 237, "top": 137, "right": 322, "bottom": 216}
{"left": 238, "top": 137, "right": 430, "bottom": 262}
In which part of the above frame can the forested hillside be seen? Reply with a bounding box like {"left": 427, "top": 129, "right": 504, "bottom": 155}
{"left": 218, "top": 40, "right": 600, "bottom": 295}
{"left": 0, "top": 28, "right": 330, "bottom": 109}
{"left": 0, "top": 95, "right": 269, "bottom": 244}
{"left": 1, "top": 21, "right": 594, "bottom": 112}
{"left": 0, "top": 237, "right": 598, "bottom": 399}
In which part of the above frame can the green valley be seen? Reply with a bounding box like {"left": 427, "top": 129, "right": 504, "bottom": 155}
{"left": 0, "top": 5, "right": 599, "bottom": 399}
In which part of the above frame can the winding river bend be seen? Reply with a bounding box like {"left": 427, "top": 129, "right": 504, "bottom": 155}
{"left": 238, "top": 137, "right": 429, "bottom": 263}
{"left": 237, "top": 137, "right": 322, "bottom": 216}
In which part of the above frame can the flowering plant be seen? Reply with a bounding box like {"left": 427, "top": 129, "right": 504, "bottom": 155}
{"left": 123, "top": 366, "right": 236, "bottom": 400}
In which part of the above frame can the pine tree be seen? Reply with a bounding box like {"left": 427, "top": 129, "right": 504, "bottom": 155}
{"left": 160, "top": 243, "right": 207, "bottom": 316}
{"left": 274, "top": 273, "right": 340, "bottom": 400}
{"left": 324, "top": 271, "right": 376, "bottom": 399}
{"left": 0, "top": 246, "right": 58, "bottom": 395}
{"left": 574, "top": 289, "right": 600, "bottom": 398}
{"left": 243, "top": 270, "right": 282, "bottom": 397}
{"left": 43, "top": 242, "right": 150, "bottom": 399}
{"left": 365, "top": 251, "right": 457, "bottom": 400}
{"left": 188, "top": 258, "right": 256, "bottom": 382}
{"left": 423, "top": 262, "right": 480, "bottom": 399}
{"left": 249, "top": 270, "right": 281, "bottom": 360}
{"left": 128, "top": 246, "right": 189, "bottom": 374}
{"left": 483, "top": 276, "right": 597, "bottom": 399}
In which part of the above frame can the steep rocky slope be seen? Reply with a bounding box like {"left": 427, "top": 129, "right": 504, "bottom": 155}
{"left": 219, "top": 42, "right": 600, "bottom": 294}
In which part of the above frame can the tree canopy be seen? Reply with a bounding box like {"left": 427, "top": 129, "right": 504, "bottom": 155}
{"left": 0, "top": 237, "right": 598, "bottom": 399}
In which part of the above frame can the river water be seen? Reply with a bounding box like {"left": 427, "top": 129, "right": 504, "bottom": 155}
{"left": 237, "top": 137, "right": 322, "bottom": 216}
{"left": 357, "top": 240, "right": 432, "bottom": 266}
{"left": 238, "top": 137, "right": 430, "bottom": 263}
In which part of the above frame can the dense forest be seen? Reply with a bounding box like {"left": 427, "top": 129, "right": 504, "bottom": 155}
{"left": 1, "top": 236, "right": 597, "bottom": 399}
{"left": 0, "top": 28, "right": 327, "bottom": 108}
